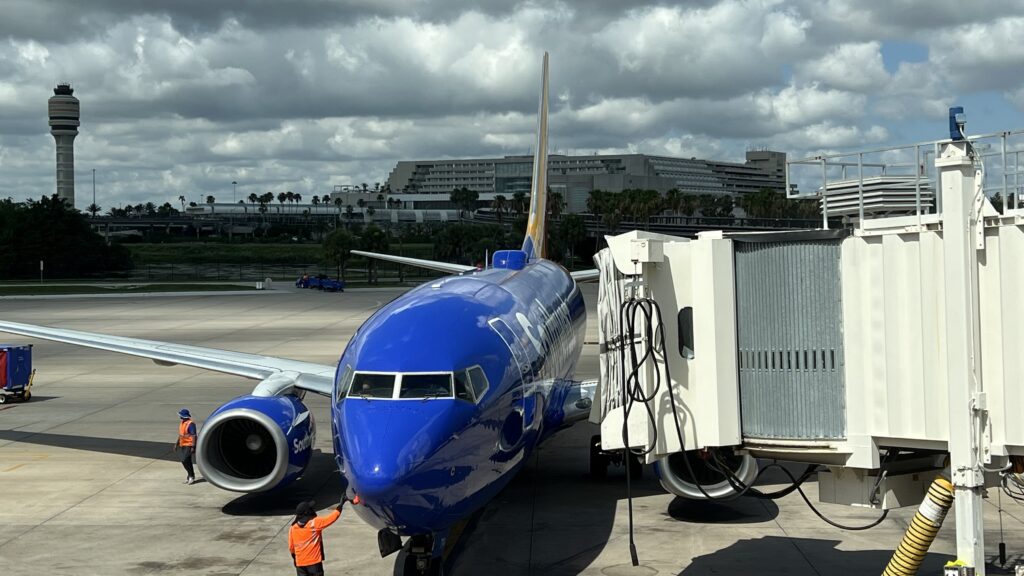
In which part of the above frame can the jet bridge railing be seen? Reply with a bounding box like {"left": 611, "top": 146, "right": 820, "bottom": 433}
{"left": 786, "top": 128, "right": 1024, "bottom": 227}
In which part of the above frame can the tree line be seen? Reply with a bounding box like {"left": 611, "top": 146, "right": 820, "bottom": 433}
{"left": 0, "top": 195, "right": 131, "bottom": 279}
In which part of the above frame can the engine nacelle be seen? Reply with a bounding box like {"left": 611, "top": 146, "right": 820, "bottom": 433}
{"left": 196, "top": 394, "right": 315, "bottom": 493}
{"left": 654, "top": 448, "right": 758, "bottom": 500}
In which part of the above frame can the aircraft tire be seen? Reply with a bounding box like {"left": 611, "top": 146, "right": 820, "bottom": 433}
{"left": 402, "top": 555, "right": 443, "bottom": 576}
{"left": 0, "top": 393, "right": 6, "bottom": 404}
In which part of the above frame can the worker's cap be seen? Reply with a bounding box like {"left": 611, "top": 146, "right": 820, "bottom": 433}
{"left": 295, "top": 500, "right": 316, "bottom": 516}
{"left": 178, "top": 408, "right": 191, "bottom": 419}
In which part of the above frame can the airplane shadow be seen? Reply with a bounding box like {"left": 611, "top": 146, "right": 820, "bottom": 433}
{"left": 0, "top": 429, "right": 179, "bottom": 460}
{"left": 221, "top": 450, "right": 343, "bottom": 517}
{"left": 0, "top": 429, "right": 344, "bottom": 518}
{"left": 444, "top": 423, "right": 667, "bottom": 576}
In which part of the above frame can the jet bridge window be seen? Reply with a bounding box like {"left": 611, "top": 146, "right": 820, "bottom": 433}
{"left": 350, "top": 373, "right": 396, "bottom": 398}
{"left": 399, "top": 373, "right": 453, "bottom": 399}
{"left": 678, "top": 307, "right": 695, "bottom": 360}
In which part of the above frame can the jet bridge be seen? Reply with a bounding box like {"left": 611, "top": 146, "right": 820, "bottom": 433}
{"left": 592, "top": 124, "right": 1024, "bottom": 575}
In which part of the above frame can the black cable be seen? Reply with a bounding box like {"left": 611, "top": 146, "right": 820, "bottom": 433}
{"left": 774, "top": 463, "right": 890, "bottom": 531}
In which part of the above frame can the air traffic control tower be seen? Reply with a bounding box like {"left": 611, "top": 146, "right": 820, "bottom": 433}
{"left": 48, "top": 83, "right": 80, "bottom": 206}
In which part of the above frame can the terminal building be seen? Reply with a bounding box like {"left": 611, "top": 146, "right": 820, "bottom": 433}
{"left": 384, "top": 150, "right": 787, "bottom": 212}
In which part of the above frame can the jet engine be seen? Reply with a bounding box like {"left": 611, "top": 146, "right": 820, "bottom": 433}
{"left": 654, "top": 448, "right": 758, "bottom": 500}
{"left": 196, "top": 394, "right": 315, "bottom": 493}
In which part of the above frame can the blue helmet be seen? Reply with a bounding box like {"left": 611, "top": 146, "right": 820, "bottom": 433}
{"left": 178, "top": 408, "right": 191, "bottom": 419}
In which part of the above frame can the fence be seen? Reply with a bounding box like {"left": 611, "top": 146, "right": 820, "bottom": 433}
{"left": 97, "top": 261, "right": 444, "bottom": 284}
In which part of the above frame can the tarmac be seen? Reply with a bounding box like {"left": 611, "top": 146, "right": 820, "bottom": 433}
{"left": 0, "top": 286, "right": 1022, "bottom": 575}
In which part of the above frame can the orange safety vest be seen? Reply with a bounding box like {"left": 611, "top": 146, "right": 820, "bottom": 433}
{"left": 288, "top": 509, "right": 341, "bottom": 567}
{"left": 178, "top": 419, "right": 196, "bottom": 447}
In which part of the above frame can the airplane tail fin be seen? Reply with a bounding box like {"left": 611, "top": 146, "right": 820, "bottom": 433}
{"left": 521, "top": 52, "right": 549, "bottom": 261}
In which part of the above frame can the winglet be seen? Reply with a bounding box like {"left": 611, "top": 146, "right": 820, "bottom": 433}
{"left": 521, "top": 51, "right": 549, "bottom": 261}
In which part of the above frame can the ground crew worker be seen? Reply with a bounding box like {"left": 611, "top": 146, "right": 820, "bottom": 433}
{"left": 174, "top": 408, "right": 197, "bottom": 484}
{"left": 289, "top": 496, "right": 360, "bottom": 575}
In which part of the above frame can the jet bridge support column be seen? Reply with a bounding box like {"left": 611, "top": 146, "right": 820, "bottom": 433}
{"left": 937, "top": 140, "right": 987, "bottom": 572}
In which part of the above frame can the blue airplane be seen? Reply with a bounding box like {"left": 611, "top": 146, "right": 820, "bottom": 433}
{"left": 0, "top": 52, "right": 611, "bottom": 576}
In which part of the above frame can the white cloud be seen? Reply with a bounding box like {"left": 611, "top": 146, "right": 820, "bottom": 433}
{"left": 795, "top": 42, "right": 889, "bottom": 91}
{"left": 598, "top": 1, "right": 809, "bottom": 97}
{"left": 0, "top": 1, "right": 1023, "bottom": 208}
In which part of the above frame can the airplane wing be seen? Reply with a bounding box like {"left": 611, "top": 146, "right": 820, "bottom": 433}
{"left": 351, "top": 250, "right": 477, "bottom": 275}
{"left": 354, "top": 249, "right": 601, "bottom": 284}
{"left": 0, "top": 321, "right": 336, "bottom": 396}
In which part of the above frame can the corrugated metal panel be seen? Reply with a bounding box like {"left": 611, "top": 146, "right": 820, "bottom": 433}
{"left": 735, "top": 240, "right": 846, "bottom": 440}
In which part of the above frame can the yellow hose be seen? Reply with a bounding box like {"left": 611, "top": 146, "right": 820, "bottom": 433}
{"left": 882, "top": 476, "right": 954, "bottom": 576}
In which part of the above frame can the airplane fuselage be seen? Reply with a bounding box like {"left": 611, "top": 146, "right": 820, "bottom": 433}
{"left": 330, "top": 259, "right": 586, "bottom": 535}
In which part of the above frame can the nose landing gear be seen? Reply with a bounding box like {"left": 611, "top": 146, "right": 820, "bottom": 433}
{"left": 398, "top": 535, "right": 444, "bottom": 576}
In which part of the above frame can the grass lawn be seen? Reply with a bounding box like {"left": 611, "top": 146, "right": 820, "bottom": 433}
{"left": 0, "top": 283, "right": 258, "bottom": 296}
{"left": 125, "top": 242, "right": 436, "bottom": 265}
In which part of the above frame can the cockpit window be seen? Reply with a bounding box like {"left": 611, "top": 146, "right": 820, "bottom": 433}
{"left": 454, "top": 371, "right": 475, "bottom": 403}
{"left": 399, "top": 373, "right": 453, "bottom": 399}
{"left": 337, "top": 365, "right": 354, "bottom": 399}
{"left": 468, "top": 366, "right": 489, "bottom": 399}
{"left": 350, "top": 373, "right": 396, "bottom": 398}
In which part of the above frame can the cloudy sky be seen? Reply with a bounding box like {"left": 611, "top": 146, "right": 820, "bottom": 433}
{"left": 1, "top": 0, "right": 1023, "bottom": 209}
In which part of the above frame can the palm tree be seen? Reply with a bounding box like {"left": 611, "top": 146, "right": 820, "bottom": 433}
{"left": 323, "top": 228, "right": 355, "bottom": 280}
{"left": 87, "top": 203, "right": 101, "bottom": 217}
{"left": 178, "top": 195, "right": 186, "bottom": 212}
{"left": 277, "top": 192, "right": 287, "bottom": 205}
{"left": 359, "top": 224, "right": 389, "bottom": 283}
{"left": 357, "top": 198, "right": 366, "bottom": 209}
{"left": 493, "top": 194, "right": 508, "bottom": 223}
{"left": 548, "top": 190, "right": 565, "bottom": 218}
{"left": 206, "top": 195, "right": 215, "bottom": 205}
{"left": 512, "top": 191, "right": 526, "bottom": 215}
{"left": 560, "top": 214, "right": 587, "bottom": 268}
{"left": 286, "top": 191, "right": 295, "bottom": 204}
{"left": 294, "top": 193, "right": 302, "bottom": 204}
{"left": 248, "top": 192, "right": 258, "bottom": 205}
{"left": 311, "top": 196, "right": 320, "bottom": 206}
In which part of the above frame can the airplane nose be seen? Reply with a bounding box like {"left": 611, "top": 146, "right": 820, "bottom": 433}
{"left": 341, "top": 400, "right": 458, "bottom": 500}
{"left": 342, "top": 397, "right": 473, "bottom": 532}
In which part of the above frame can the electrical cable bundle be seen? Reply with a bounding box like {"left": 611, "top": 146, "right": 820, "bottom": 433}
{"left": 1002, "top": 471, "right": 1024, "bottom": 503}
{"left": 615, "top": 281, "right": 889, "bottom": 567}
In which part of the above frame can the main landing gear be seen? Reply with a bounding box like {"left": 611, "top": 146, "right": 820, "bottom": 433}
{"left": 589, "top": 434, "right": 643, "bottom": 480}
